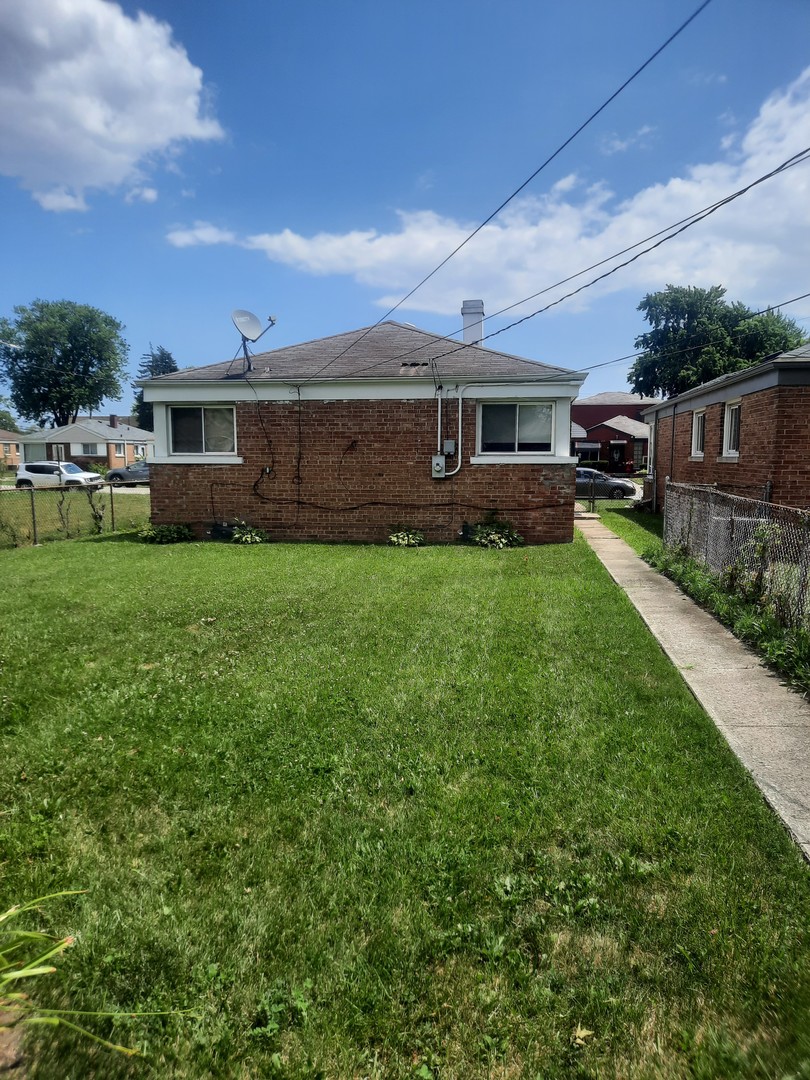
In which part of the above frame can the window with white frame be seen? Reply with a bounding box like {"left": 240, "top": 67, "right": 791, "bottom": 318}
{"left": 134, "top": 444, "right": 146, "bottom": 457}
{"left": 723, "top": 401, "right": 741, "bottom": 456}
{"left": 114, "top": 442, "right": 125, "bottom": 457}
{"left": 169, "top": 406, "right": 236, "bottom": 455}
{"left": 691, "top": 410, "right": 705, "bottom": 457}
{"left": 479, "top": 402, "right": 553, "bottom": 454}
{"left": 81, "top": 443, "right": 98, "bottom": 455}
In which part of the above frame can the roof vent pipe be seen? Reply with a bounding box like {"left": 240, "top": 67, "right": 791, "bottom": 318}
{"left": 461, "top": 299, "right": 484, "bottom": 346}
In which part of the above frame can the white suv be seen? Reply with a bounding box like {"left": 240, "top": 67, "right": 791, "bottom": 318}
{"left": 15, "top": 461, "right": 104, "bottom": 489}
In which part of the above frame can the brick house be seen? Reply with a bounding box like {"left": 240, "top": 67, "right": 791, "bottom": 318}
{"left": 571, "top": 391, "right": 656, "bottom": 469}
{"left": 0, "top": 428, "right": 22, "bottom": 471}
{"left": 141, "top": 310, "right": 586, "bottom": 544}
{"left": 642, "top": 343, "right": 810, "bottom": 510}
{"left": 20, "top": 416, "right": 154, "bottom": 471}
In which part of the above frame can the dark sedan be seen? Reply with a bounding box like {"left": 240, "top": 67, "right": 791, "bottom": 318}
{"left": 106, "top": 461, "right": 150, "bottom": 486}
{"left": 575, "top": 467, "right": 637, "bottom": 499}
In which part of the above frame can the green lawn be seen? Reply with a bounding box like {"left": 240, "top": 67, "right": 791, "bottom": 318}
{"left": 2, "top": 536, "right": 809, "bottom": 1079}
{"left": 595, "top": 503, "right": 664, "bottom": 558}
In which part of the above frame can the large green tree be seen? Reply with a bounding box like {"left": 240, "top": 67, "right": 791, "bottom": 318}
{"left": 0, "top": 300, "right": 129, "bottom": 427}
{"left": 132, "top": 344, "right": 178, "bottom": 430}
{"left": 0, "top": 396, "right": 20, "bottom": 433}
{"left": 628, "top": 285, "right": 805, "bottom": 398}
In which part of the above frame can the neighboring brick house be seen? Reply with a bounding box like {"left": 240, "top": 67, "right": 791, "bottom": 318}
{"left": 20, "top": 416, "right": 155, "bottom": 470}
{"left": 571, "top": 391, "right": 657, "bottom": 469}
{"left": 582, "top": 415, "right": 650, "bottom": 471}
{"left": 141, "top": 311, "right": 585, "bottom": 544}
{"left": 642, "top": 344, "right": 810, "bottom": 510}
{"left": 0, "top": 429, "right": 22, "bottom": 471}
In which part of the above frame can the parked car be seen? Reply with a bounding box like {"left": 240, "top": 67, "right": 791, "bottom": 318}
{"left": 575, "top": 468, "right": 638, "bottom": 499}
{"left": 15, "top": 461, "right": 104, "bottom": 489}
{"left": 106, "top": 461, "right": 150, "bottom": 486}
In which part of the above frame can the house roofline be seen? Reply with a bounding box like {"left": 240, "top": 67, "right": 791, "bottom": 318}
{"left": 641, "top": 352, "right": 810, "bottom": 419}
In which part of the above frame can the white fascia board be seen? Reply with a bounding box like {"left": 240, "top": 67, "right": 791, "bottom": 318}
{"left": 144, "top": 377, "right": 584, "bottom": 404}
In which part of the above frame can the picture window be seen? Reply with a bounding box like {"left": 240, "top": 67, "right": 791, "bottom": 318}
{"left": 479, "top": 402, "right": 553, "bottom": 454}
{"left": 170, "top": 407, "right": 236, "bottom": 455}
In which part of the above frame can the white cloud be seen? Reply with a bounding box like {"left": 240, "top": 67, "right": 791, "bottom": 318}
{"left": 166, "top": 221, "right": 237, "bottom": 248}
{"left": 600, "top": 125, "right": 656, "bottom": 156}
{"left": 684, "top": 70, "right": 728, "bottom": 87}
{"left": 125, "top": 186, "right": 158, "bottom": 204}
{"left": 166, "top": 67, "right": 810, "bottom": 319}
{"left": 0, "top": 0, "right": 223, "bottom": 211}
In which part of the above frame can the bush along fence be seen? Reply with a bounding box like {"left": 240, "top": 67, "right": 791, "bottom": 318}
{"left": 663, "top": 480, "right": 810, "bottom": 634}
{"left": 652, "top": 481, "right": 810, "bottom": 692}
{"left": 0, "top": 487, "right": 151, "bottom": 548}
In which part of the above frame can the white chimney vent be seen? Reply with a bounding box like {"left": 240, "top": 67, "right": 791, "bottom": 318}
{"left": 461, "top": 299, "right": 484, "bottom": 346}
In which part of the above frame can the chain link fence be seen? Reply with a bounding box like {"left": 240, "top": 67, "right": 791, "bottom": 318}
{"left": 664, "top": 481, "right": 810, "bottom": 632}
{"left": 0, "top": 486, "right": 151, "bottom": 548}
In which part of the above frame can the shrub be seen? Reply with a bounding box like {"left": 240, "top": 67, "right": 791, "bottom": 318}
{"left": 138, "top": 523, "right": 195, "bottom": 544}
{"left": 388, "top": 528, "right": 425, "bottom": 547}
{"left": 646, "top": 546, "right": 810, "bottom": 694}
{"left": 470, "top": 519, "right": 524, "bottom": 549}
{"left": 230, "top": 520, "right": 270, "bottom": 545}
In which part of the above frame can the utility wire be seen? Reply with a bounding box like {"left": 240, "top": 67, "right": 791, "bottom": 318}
{"left": 332, "top": 145, "right": 810, "bottom": 380}
{"left": 300, "top": 0, "right": 715, "bottom": 384}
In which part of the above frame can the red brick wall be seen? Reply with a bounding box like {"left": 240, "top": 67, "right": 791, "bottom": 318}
{"left": 150, "top": 399, "right": 576, "bottom": 544}
{"left": 651, "top": 387, "right": 810, "bottom": 509}
{"left": 572, "top": 402, "right": 652, "bottom": 428}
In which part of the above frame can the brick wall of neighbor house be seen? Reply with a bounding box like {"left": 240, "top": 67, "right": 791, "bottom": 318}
{"left": 652, "top": 387, "right": 810, "bottom": 509}
{"left": 150, "top": 399, "right": 576, "bottom": 544}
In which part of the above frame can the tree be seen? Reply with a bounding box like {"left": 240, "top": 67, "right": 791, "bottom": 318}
{"left": 0, "top": 300, "right": 128, "bottom": 427}
{"left": 628, "top": 285, "right": 805, "bottom": 399}
{"left": 132, "top": 344, "right": 178, "bottom": 430}
{"left": 0, "top": 395, "right": 20, "bottom": 432}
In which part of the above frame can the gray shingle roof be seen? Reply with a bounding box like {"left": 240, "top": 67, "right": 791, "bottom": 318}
{"left": 21, "top": 419, "right": 154, "bottom": 442}
{"left": 147, "top": 321, "right": 575, "bottom": 384}
{"left": 589, "top": 415, "right": 650, "bottom": 438}
{"left": 575, "top": 391, "right": 659, "bottom": 405}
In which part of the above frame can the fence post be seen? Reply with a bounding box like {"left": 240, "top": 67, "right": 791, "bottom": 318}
{"left": 108, "top": 483, "right": 116, "bottom": 533}
{"left": 764, "top": 480, "right": 773, "bottom": 504}
{"left": 29, "top": 487, "right": 38, "bottom": 546}
{"left": 663, "top": 476, "right": 670, "bottom": 547}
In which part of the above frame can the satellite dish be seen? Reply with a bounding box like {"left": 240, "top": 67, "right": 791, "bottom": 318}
{"left": 232, "top": 309, "right": 264, "bottom": 342}
{"left": 231, "top": 309, "right": 277, "bottom": 373}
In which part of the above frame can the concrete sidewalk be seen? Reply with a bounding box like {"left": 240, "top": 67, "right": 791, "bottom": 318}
{"left": 577, "top": 516, "right": 810, "bottom": 862}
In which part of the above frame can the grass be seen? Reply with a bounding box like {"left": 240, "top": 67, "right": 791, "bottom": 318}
{"left": 2, "top": 535, "right": 810, "bottom": 1078}
{"left": 595, "top": 502, "right": 664, "bottom": 558}
{"left": 0, "top": 488, "right": 151, "bottom": 548}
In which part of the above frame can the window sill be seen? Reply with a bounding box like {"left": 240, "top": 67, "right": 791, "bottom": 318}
{"left": 688, "top": 454, "right": 705, "bottom": 461}
{"left": 153, "top": 455, "right": 243, "bottom": 465}
{"left": 716, "top": 454, "right": 739, "bottom": 463}
{"left": 470, "top": 454, "right": 577, "bottom": 465}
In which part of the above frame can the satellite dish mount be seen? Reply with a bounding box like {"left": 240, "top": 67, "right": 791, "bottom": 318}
{"left": 231, "top": 309, "right": 276, "bottom": 372}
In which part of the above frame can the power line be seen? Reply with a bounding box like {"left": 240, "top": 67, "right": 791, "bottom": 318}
{"left": 301, "top": 0, "right": 715, "bottom": 383}
{"left": 326, "top": 141, "right": 810, "bottom": 382}
{"left": 333, "top": 145, "right": 810, "bottom": 380}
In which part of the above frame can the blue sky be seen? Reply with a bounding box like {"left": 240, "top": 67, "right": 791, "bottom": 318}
{"left": 1, "top": 0, "right": 809, "bottom": 418}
